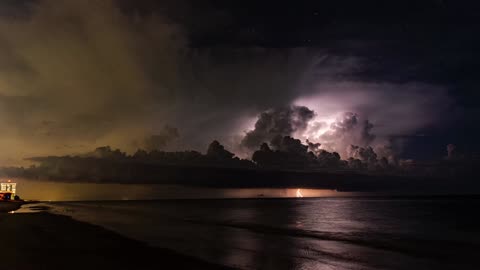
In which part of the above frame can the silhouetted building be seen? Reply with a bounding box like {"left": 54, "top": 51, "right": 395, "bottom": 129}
{"left": 0, "top": 180, "right": 16, "bottom": 201}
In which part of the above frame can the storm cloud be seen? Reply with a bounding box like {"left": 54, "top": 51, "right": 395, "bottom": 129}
{"left": 317, "top": 112, "right": 375, "bottom": 158}
{"left": 0, "top": 0, "right": 186, "bottom": 164}
{"left": 241, "top": 106, "right": 314, "bottom": 151}
{"left": 0, "top": 0, "right": 323, "bottom": 164}
{"left": 0, "top": 0, "right": 455, "bottom": 166}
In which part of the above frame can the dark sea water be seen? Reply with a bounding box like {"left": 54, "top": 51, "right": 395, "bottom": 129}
{"left": 21, "top": 197, "right": 480, "bottom": 270}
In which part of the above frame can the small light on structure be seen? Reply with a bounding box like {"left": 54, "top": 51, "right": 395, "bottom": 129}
{"left": 296, "top": 189, "right": 304, "bottom": 198}
{"left": 0, "top": 181, "right": 17, "bottom": 201}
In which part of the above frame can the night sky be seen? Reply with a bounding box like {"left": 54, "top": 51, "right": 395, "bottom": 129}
{"left": 179, "top": 0, "right": 480, "bottom": 159}
{"left": 0, "top": 0, "right": 479, "bottom": 165}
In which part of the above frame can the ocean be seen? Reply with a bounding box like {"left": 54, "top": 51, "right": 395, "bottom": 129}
{"left": 19, "top": 197, "right": 480, "bottom": 270}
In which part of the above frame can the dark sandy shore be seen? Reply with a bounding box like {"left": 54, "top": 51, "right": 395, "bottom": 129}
{"left": 0, "top": 201, "right": 24, "bottom": 212}
{"left": 0, "top": 202, "right": 231, "bottom": 270}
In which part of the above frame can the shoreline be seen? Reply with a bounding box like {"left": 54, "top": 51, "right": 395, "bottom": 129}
{"left": 0, "top": 204, "right": 233, "bottom": 270}
{"left": 0, "top": 201, "right": 25, "bottom": 212}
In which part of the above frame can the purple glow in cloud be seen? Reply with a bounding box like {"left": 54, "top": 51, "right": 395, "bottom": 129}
{"left": 293, "top": 82, "right": 451, "bottom": 158}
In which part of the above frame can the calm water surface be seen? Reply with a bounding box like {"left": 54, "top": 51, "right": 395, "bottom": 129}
{"left": 19, "top": 197, "right": 480, "bottom": 270}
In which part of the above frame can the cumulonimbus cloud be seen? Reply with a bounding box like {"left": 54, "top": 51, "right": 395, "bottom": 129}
{"left": 0, "top": 0, "right": 453, "bottom": 165}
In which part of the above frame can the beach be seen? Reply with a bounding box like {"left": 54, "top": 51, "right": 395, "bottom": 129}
{"left": 22, "top": 197, "right": 480, "bottom": 270}
{"left": 3, "top": 197, "right": 479, "bottom": 270}
{"left": 0, "top": 201, "right": 23, "bottom": 213}
{"left": 0, "top": 202, "right": 230, "bottom": 270}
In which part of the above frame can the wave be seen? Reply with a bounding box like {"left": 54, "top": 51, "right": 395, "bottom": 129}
{"left": 183, "top": 218, "right": 480, "bottom": 262}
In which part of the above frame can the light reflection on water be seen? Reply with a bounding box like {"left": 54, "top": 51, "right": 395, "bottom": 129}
{"left": 17, "top": 197, "right": 480, "bottom": 270}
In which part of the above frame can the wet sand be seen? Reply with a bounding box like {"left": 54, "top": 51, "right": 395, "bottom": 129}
{"left": 0, "top": 203, "right": 231, "bottom": 270}
{"left": 0, "top": 201, "right": 24, "bottom": 212}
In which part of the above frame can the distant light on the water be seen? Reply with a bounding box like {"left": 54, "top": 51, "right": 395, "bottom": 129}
{"left": 14, "top": 178, "right": 351, "bottom": 200}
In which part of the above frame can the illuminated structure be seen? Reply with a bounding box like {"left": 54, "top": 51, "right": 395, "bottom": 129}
{"left": 0, "top": 180, "right": 16, "bottom": 201}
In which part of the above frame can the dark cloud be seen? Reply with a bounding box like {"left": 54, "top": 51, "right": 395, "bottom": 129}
{"left": 0, "top": 0, "right": 477, "bottom": 196}
{"left": 319, "top": 112, "right": 375, "bottom": 156}
{"left": 306, "top": 140, "right": 322, "bottom": 155}
{"left": 142, "top": 125, "right": 179, "bottom": 151}
{"left": 270, "top": 136, "right": 309, "bottom": 156}
{"left": 241, "top": 106, "right": 314, "bottom": 151}
{"left": 446, "top": 144, "right": 457, "bottom": 160}
{"left": 0, "top": 0, "right": 328, "bottom": 164}
{"left": 9, "top": 138, "right": 478, "bottom": 194}
{"left": 206, "top": 140, "right": 235, "bottom": 160}
{"left": 347, "top": 145, "right": 377, "bottom": 165}
{"left": 251, "top": 136, "right": 343, "bottom": 170}
{"left": 0, "top": 0, "right": 187, "bottom": 164}
{"left": 295, "top": 82, "right": 451, "bottom": 159}
{"left": 0, "top": 0, "right": 466, "bottom": 167}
